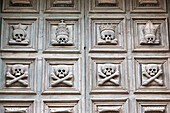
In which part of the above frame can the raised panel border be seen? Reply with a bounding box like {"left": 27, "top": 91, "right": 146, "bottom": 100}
{"left": 131, "top": 16, "right": 169, "bottom": 52}
{"left": 133, "top": 56, "right": 170, "bottom": 94}
{"left": 89, "top": 56, "right": 129, "bottom": 94}
{"left": 43, "top": 17, "right": 81, "bottom": 53}
{"left": 42, "top": 57, "right": 81, "bottom": 94}
{"left": 2, "top": 0, "right": 39, "bottom": 13}
{"left": 88, "top": 15, "right": 127, "bottom": 52}
{"left": 0, "top": 57, "right": 37, "bottom": 94}
{"left": 0, "top": 17, "right": 38, "bottom": 52}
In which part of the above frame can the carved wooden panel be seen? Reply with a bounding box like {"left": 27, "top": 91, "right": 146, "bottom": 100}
{"left": 89, "top": 0, "right": 125, "bottom": 12}
{"left": 0, "top": 100, "right": 35, "bottom": 113}
{"left": 133, "top": 56, "right": 170, "bottom": 93}
{"left": 43, "top": 99, "right": 80, "bottom": 113}
{"left": 2, "top": 0, "right": 39, "bottom": 12}
{"left": 44, "top": 18, "right": 81, "bottom": 53}
{"left": 91, "top": 98, "right": 129, "bottom": 113}
{"left": 1, "top": 17, "right": 38, "bottom": 51}
{"left": 42, "top": 57, "right": 81, "bottom": 94}
{"left": 89, "top": 16, "right": 127, "bottom": 52}
{"left": 131, "top": 0, "right": 167, "bottom": 12}
{"left": 44, "top": 0, "right": 80, "bottom": 13}
{"left": 132, "top": 16, "right": 169, "bottom": 51}
{"left": 136, "top": 99, "right": 170, "bottom": 113}
{"left": 0, "top": 57, "right": 37, "bottom": 94}
{"left": 89, "top": 56, "right": 128, "bottom": 94}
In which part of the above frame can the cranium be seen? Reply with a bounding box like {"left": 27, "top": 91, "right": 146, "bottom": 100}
{"left": 143, "top": 21, "right": 158, "bottom": 44}
{"left": 146, "top": 64, "right": 158, "bottom": 76}
{"left": 56, "top": 34, "right": 69, "bottom": 44}
{"left": 12, "top": 24, "right": 28, "bottom": 42}
{"left": 12, "top": 64, "right": 25, "bottom": 77}
{"left": 102, "top": 64, "right": 115, "bottom": 76}
{"left": 55, "top": 65, "right": 69, "bottom": 78}
{"left": 101, "top": 30, "right": 115, "bottom": 43}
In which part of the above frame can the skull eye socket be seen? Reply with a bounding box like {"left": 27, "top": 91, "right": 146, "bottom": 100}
{"left": 105, "top": 35, "right": 107, "bottom": 37}
{"left": 106, "top": 68, "right": 108, "bottom": 70}
{"left": 15, "top": 69, "right": 17, "bottom": 71}
{"left": 109, "top": 35, "right": 111, "bottom": 37}
{"left": 149, "top": 69, "right": 152, "bottom": 71}
{"left": 19, "top": 69, "right": 21, "bottom": 71}
{"left": 110, "top": 68, "right": 112, "bottom": 70}
{"left": 62, "top": 70, "right": 65, "bottom": 72}
{"left": 58, "top": 70, "right": 61, "bottom": 72}
{"left": 20, "top": 34, "right": 23, "bottom": 37}
{"left": 153, "top": 69, "right": 156, "bottom": 71}
{"left": 59, "top": 38, "right": 62, "bottom": 40}
{"left": 15, "top": 34, "right": 18, "bottom": 36}
{"left": 63, "top": 38, "right": 65, "bottom": 40}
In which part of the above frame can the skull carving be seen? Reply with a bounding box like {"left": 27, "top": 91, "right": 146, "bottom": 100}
{"left": 98, "top": 24, "right": 117, "bottom": 45}
{"left": 140, "top": 21, "right": 160, "bottom": 45}
{"left": 146, "top": 64, "right": 158, "bottom": 76}
{"left": 9, "top": 23, "right": 29, "bottom": 45}
{"left": 102, "top": 64, "right": 115, "bottom": 76}
{"left": 55, "top": 65, "right": 69, "bottom": 78}
{"left": 12, "top": 64, "right": 25, "bottom": 77}
{"left": 52, "top": 20, "right": 71, "bottom": 45}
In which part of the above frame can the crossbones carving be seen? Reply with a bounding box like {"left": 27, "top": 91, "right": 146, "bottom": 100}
{"left": 142, "top": 64, "right": 163, "bottom": 86}
{"left": 6, "top": 64, "right": 28, "bottom": 86}
{"left": 98, "top": 64, "right": 120, "bottom": 86}
{"left": 51, "top": 65, "right": 73, "bottom": 87}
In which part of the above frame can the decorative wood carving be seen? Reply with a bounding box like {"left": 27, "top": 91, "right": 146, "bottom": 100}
{"left": 9, "top": 23, "right": 29, "bottom": 45}
{"left": 140, "top": 21, "right": 160, "bottom": 45}
{"left": 5, "top": 108, "right": 28, "bottom": 113}
{"left": 142, "top": 64, "right": 163, "bottom": 86}
{"left": 143, "top": 107, "right": 165, "bottom": 113}
{"left": 98, "top": 0, "right": 117, "bottom": 4}
{"left": 139, "top": 0, "right": 158, "bottom": 4}
{"left": 52, "top": 20, "right": 73, "bottom": 46}
{"left": 51, "top": 65, "right": 73, "bottom": 87}
{"left": 6, "top": 64, "right": 29, "bottom": 87}
{"left": 53, "top": 0, "right": 73, "bottom": 4}
{"left": 98, "top": 24, "right": 117, "bottom": 45}
{"left": 98, "top": 106, "right": 121, "bottom": 112}
{"left": 98, "top": 64, "right": 120, "bottom": 86}
{"left": 50, "top": 108, "right": 73, "bottom": 113}
{"left": 11, "top": 0, "right": 31, "bottom": 4}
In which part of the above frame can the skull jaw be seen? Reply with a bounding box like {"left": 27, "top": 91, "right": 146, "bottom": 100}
{"left": 58, "top": 74, "right": 65, "bottom": 78}
{"left": 105, "top": 72, "right": 112, "bottom": 76}
{"left": 15, "top": 73, "right": 22, "bottom": 77}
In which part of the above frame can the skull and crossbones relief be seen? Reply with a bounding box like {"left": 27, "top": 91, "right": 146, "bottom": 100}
{"left": 140, "top": 21, "right": 160, "bottom": 45}
{"left": 142, "top": 64, "right": 163, "bottom": 86}
{"left": 98, "top": 64, "right": 120, "bottom": 86}
{"left": 98, "top": 24, "right": 118, "bottom": 45}
{"left": 52, "top": 20, "right": 73, "bottom": 46}
{"left": 51, "top": 65, "right": 73, "bottom": 87}
{"left": 6, "top": 64, "right": 28, "bottom": 87}
{"left": 9, "top": 23, "right": 29, "bottom": 45}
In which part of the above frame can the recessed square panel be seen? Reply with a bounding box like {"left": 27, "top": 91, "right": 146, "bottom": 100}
{"left": 131, "top": 0, "right": 167, "bottom": 12}
{"left": 89, "top": 56, "right": 128, "bottom": 94}
{"left": 43, "top": 99, "right": 80, "bottom": 113}
{"left": 42, "top": 57, "right": 81, "bottom": 94}
{"left": 132, "top": 16, "right": 169, "bottom": 51}
{"left": 0, "top": 17, "right": 38, "bottom": 52}
{"left": 0, "top": 100, "right": 35, "bottom": 113}
{"left": 0, "top": 57, "right": 37, "bottom": 94}
{"left": 89, "top": 0, "right": 125, "bottom": 13}
{"left": 89, "top": 16, "right": 127, "bottom": 52}
{"left": 44, "top": 18, "right": 81, "bottom": 53}
{"left": 44, "top": 0, "right": 80, "bottom": 13}
{"left": 90, "top": 98, "right": 129, "bottom": 113}
{"left": 2, "top": 0, "right": 39, "bottom": 12}
{"left": 133, "top": 56, "right": 170, "bottom": 93}
{"left": 136, "top": 98, "right": 170, "bottom": 113}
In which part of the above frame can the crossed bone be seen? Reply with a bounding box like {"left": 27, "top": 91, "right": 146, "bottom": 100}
{"left": 142, "top": 68, "right": 163, "bottom": 86}
{"left": 6, "top": 72, "right": 28, "bottom": 86}
{"left": 51, "top": 72, "right": 72, "bottom": 86}
{"left": 98, "top": 71, "right": 119, "bottom": 85}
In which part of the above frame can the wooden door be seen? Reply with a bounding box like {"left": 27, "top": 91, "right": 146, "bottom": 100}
{"left": 0, "top": 0, "right": 170, "bottom": 113}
